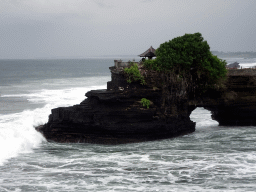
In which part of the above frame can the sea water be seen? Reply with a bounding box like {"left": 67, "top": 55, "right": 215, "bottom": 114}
{"left": 0, "top": 58, "right": 256, "bottom": 191}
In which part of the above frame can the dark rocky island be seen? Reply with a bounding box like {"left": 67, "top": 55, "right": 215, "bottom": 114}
{"left": 226, "top": 62, "right": 240, "bottom": 69}
{"left": 36, "top": 64, "right": 256, "bottom": 144}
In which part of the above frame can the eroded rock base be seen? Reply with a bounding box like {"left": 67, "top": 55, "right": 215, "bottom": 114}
{"left": 37, "top": 89, "right": 195, "bottom": 144}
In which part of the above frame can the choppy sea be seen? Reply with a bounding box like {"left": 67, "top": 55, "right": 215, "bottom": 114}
{"left": 0, "top": 57, "right": 256, "bottom": 191}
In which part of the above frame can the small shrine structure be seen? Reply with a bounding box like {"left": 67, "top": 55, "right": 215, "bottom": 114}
{"left": 138, "top": 46, "right": 156, "bottom": 60}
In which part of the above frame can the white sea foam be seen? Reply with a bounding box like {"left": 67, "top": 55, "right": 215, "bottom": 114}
{"left": 0, "top": 111, "right": 44, "bottom": 166}
{"left": 0, "top": 79, "right": 108, "bottom": 166}
{"left": 190, "top": 107, "right": 219, "bottom": 127}
{"left": 239, "top": 62, "right": 256, "bottom": 68}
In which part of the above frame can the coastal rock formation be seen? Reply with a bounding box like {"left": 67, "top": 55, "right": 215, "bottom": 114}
{"left": 226, "top": 62, "right": 240, "bottom": 69}
{"left": 36, "top": 66, "right": 256, "bottom": 144}
{"left": 36, "top": 66, "right": 195, "bottom": 144}
{"left": 206, "top": 69, "right": 256, "bottom": 126}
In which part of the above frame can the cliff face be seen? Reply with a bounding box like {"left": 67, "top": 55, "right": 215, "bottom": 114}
{"left": 36, "top": 67, "right": 256, "bottom": 144}
{"left": 36, "top": 66, "right": 195, "bottom": 144}
{"left": 204, "top": 69, "right": 256, "bottom": 126}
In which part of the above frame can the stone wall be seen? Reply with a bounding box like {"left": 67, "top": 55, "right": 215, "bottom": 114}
{"left": 114, "top": 60, "right": 138, "bottom": 68}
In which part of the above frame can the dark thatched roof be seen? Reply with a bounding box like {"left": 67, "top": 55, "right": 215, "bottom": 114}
{"left": 138, "top": 46, "right": 156, "bottom": 57}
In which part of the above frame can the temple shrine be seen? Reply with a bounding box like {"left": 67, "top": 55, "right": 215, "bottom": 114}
{"left": 138, "top": 46, "right": 156, "bottom": 60}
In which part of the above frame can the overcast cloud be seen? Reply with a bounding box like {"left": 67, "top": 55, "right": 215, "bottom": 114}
{"left": 0, "top": 0, "right": 255, "bottom": 59}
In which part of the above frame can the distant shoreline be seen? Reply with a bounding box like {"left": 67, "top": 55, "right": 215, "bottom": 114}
{"left": 212, "top": 51, "right": 256, "bottom": 58}
{"left": 0, "top": 55, "right": 141, "bottom": 60}
{"left": 1, "top": 52, "right": 256, "bottom": 60}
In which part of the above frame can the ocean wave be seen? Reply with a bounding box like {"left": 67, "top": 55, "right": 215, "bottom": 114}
{"left": 0, "top": 81, "right": 107, "bottom": 165}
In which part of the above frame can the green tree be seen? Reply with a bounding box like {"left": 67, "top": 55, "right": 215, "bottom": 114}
{"left": 143, "top": 33, "right": 227, "bottom": 114}
{"left": 144, "top": 33, "right": 227, "bottom": 96}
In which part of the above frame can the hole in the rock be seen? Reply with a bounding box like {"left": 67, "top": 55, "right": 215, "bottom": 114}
{"left": 190, "top": 107, "right": 218, "bottom": 127}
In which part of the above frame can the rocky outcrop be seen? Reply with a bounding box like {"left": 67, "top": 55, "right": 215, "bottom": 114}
{"left": 36, "top": 66, "right": 195, "bottom": 144}
{"left": 226, "top": 62, "right": 240, "bottom": 69}
{"left": 36, "top": 67, "right": 256, "bottom": 144}
{"left": 204, "top": 69, "right": 256, "bottom": 126}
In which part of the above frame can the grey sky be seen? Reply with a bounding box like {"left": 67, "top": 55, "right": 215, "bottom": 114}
{"left": 0, "top": 0, "right": 255, "bottom": 59}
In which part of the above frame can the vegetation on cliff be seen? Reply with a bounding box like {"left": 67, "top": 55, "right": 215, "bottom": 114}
{"left": 122, "top": 33, "right": 227, "bottom": 115}
{"left": 124, "top": 63, "right": 146, "bottom": 85}
{"left": 141, "top": 98, "right": 151, "bottom": 109}
{"left": 143, "top": 33, "right": 227, "bottom": 114}
{"left": 144, "top": 32, "right": 227, "bottom": 89}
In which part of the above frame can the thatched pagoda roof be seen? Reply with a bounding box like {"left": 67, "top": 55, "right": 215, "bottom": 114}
{"left": 138, "top": 46, "right": 156, "bottom": 58}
